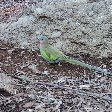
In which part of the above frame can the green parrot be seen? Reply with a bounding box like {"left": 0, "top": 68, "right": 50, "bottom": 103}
{"left": 37, "top": 34, "right": 112, "bottom": 76}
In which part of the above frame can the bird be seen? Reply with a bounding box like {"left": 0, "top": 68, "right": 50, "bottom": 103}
{"left": 37, "top": 34, "right": 112, "bottom": 76}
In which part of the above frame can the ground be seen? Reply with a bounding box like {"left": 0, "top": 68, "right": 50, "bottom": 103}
{"left": 0, "top": 40, "right": 112, "bottom": 112}
{"left": 0, "top": 0, "right": 112, "bottom": 112}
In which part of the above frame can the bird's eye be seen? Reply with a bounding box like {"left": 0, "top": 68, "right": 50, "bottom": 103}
{"left": 41, "top": 39, "right": 43, "bottom": 40}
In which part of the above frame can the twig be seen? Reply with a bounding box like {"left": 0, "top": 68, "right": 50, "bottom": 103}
{"left": 0, "top": 81, "right": 111, "bottom": 102}
{"left": 33, "top": 82, "right": 112, "bottom": 102}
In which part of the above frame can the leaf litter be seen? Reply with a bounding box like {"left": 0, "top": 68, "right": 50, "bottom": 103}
{"left": 0, "top": 40, "right": 112, "bottom": 112}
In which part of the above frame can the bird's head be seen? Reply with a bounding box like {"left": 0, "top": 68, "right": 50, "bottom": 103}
{"left": 37, "top": 35, "right": 49, "bottom": 46}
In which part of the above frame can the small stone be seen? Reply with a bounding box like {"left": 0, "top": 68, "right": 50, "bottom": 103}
{"left": 75, "top": 0, "right": 87, "bottom": 3}
{"left": 42, "top": 70, "right": 49, "bottom": 75}
{"left": 52, "top": 31, "right": 62, "bottom": 38}
{"left": 34, "top": 8, "right": 45, "bottom": 15}
{"left": 79, "top": 84, "right": 91, "bottom": 90}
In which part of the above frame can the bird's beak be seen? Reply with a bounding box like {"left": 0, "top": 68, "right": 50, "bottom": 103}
{"left": 36, "top": 37, "right": 40, "bottom": 44}
{"left": 37, "top": 41, "right": 40, "bottom": 44}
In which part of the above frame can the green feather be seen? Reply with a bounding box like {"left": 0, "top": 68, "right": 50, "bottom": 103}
{"left": 40, "top": 44, "right": 65, "bottom": 61}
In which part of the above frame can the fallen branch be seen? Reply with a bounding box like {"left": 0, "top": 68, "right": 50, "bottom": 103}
{"left": 33, "top": 82, "right": 112, "bottom": 102}
{"left": 0, "top": 80, "right": 111, "bottom": 102}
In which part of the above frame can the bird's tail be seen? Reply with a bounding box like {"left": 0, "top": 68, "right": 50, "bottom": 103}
{"left": 63, "top": 57, "right": 112, "bottom": 76}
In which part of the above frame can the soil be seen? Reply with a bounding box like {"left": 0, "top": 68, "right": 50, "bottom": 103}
{"left": 0, "top": 40, "right": 112, "bottom": 112}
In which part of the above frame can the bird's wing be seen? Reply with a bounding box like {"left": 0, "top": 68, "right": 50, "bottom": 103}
{"left": 40, "top": 45, "right": 65, "bottom": 61}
